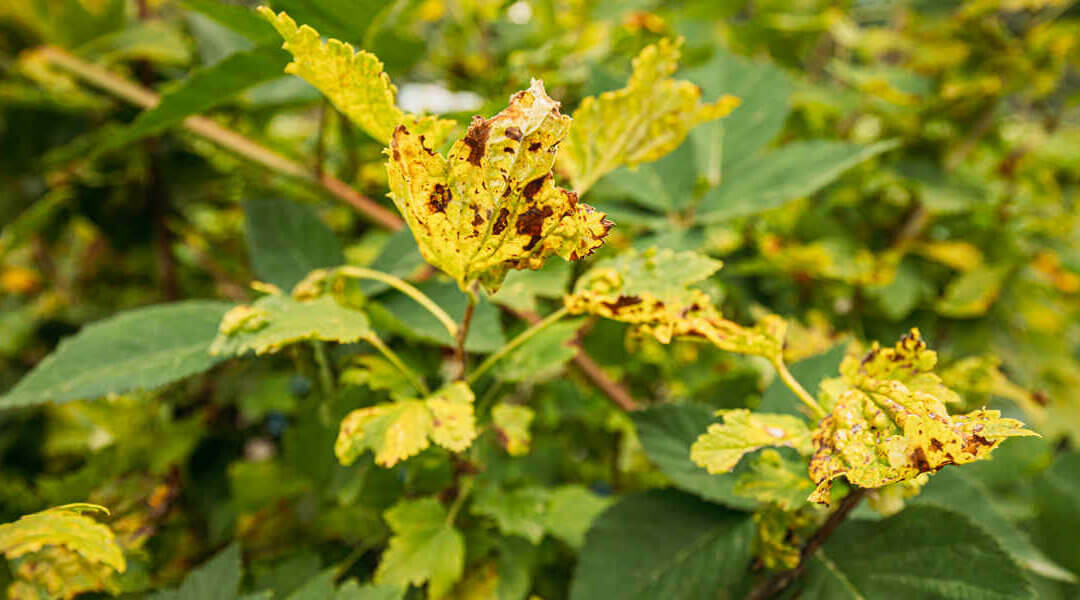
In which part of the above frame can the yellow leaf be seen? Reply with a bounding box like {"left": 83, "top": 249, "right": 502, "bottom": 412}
{"left": 336, "top": 383, "right": 478, "bottom": 467}
{"left": 210, "top": 294, "right": 373, "bottom": 356}
{"left": 259, "top": 8, "right": 455, "bottom": 146}
{"left": 808, "top": 329, "right": 1037, "bottom": 504}
{"left": 427, "top": 382, "right": 477, "bottom": 452}
{"left": 690, "top": 409, "right": 812, "bottom": 474}
{"left": 557, "top": 38, "right": 739, "bottom": 193}
{"left": 491, "top": 403, "right": 534, "bottom": 456}
{"left": 9, "top": 546, "right": 117, "bottom": 600}
{"left": 387, "top": 80, "right": 612, "bottom": 293}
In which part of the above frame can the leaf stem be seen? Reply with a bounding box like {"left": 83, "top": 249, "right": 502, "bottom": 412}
{"left": 455, "top": 287, "right": 478, "bottom": 380}
{"left": 312, "top": 341, "right": 337, "bottom": 425}
{"left": 364, "top": 334, "right": 430, "bottom": 396}
{"left": 467, "top": 306, "right": 570, "bottom": 385}
{"left": 446, "top": 476, "right": 473, "bottom": 525}
{"left": 336, "top": 266, "right": 458, "bottom": 338}
{"left": 770, "top": 356, "right": 826, "bottom": 420}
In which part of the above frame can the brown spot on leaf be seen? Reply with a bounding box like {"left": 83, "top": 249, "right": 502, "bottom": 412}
{"left": 529, "top": 142, "right": 542, "bottom": 151}
{"left": 505, "top": 126, "right": 523, "bottom": 141}
{"left": 602, "top": 295, "right": 643, "bottom": 313}
{"left": 930, "top": 439, "right": 943, "bottom": 451}
{"left": 463, "top": 116, "right": 491, "bottom": 166}
{"left": 516, "top": 206, "right": 554, "bottom": 236}
{"left": 910, "top": 447, "right": 932, "bottom": 472}
{"left": 493, "top": 208, "right": 510, "bottom": 235}
{"left": 522, "top": 175, "right": 547, "bottom": 200}
{"left": 429, "top": 184, "right": 451, "bottom": 213}
{"left": 504, "top": 147, "right": 515, "bottom": 153}
{"left": 523, "top": 235, "right": 542, "bottom": 251}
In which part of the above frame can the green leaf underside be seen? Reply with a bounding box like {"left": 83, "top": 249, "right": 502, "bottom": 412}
{"left": 375, "top": 498, "right": 464, "bottom": 599}
{"left": 211, "top": 294, "right": 372, "bottom": 356}
{"left": 387, "top": 79, "right": 611, "bottom": 293}
{"left": 798, "top": 506, "right": 1035, "bottom": 600}
{"left": 0, "top": 300, "right": 232, "bottom": 409}
{"left": 569, "top": 490, "right": 753, "bottom": 600}
{"left": 244, "top": 197, "right": 345, "bottom": 290}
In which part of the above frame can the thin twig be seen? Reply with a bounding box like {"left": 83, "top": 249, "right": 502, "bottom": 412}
{"left": 36, "top": 46, "right": 404, "bottom": 230}
{"left": 468, "top": 307, "right": 569, "bottom": 385}
{"left": 455, "top": 288, "right": 478, "bottom": 380}
{"left": 745, "top": 488, "right": 868, "bottom": 600}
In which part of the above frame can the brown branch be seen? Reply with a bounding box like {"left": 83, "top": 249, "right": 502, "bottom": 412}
{"left": 745, "top": 488, "right": 868, "bottom": 600}
{"left": 36, "top": 46, "right": 404, "bottom": 231}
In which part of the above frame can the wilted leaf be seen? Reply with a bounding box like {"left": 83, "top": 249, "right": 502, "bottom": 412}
{"left": 491, "top": 403, "right": 534, "bottom": 456}
{"left": 336, "top": 382, "right": 477, "bottom": 467}
{"left": 259, "top": 8, "right": 454, "bottom": 145}
{"left": 386, "top": 79, "right": 611, "bottom": 293}
{"left": 808, "top": 329, "right": 1036, "bottom": 504}
{"left": 690, "top": 409, "right": 812, "bottom": 474}
{"left": 210, "top": 294, "right": 372, "bottom": 356}
{"left": 376, "top": 498, "right": 464, "bottom": 599}
{"left": 558, "top": 38, "right": 739, "bottom": 194}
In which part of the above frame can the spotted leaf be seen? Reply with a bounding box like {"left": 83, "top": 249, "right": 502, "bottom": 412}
{"left": 492, "top": 403, "right": 534, "bottom": 456}
{"left": 808, "top": 329, "right": 1037, "bottom": 504}
{"left": 260, "top": 8, "right": 455, "bottom": 146}
{"left": 387, "top": 79, "right": 612, "bottom": 293}
{"left": 690, "top": 409, "right": 812, "bottom": 474}
{"left": 557, "top": 38, "right": 740, "bottom": 194}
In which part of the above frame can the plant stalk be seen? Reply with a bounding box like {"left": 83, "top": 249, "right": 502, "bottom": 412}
{"left": 468, "top": 306, "right": 569, "bottom": 385}
{"left": 312, "top": 341, "right": 337, "bottom": 425}
{"left": 455, "top": 287, "right": 478, "bottom": 380}
{"left": 771, "top": 356, "right": 826, "bottom": 420}
{"left": 364, "top": 334, "right": 430, "bottom": 396}
{"left": 336, "top": 266, "right": 457, "bottom": 338}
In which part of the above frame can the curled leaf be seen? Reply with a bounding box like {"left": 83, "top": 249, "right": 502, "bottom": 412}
{"left": 259, "top": 8, "right": 455, "bottom": 146}
{"left": 690, "top": 409, "right": 812, "bottom": 474}
{"left": 565, "top": 248, "right": 786, "bottom": 357}
{"left": 808, "top": 329, "right": 1037, "bottom": 504}
{"left": 336, "top": 382, "right": 477, "bottom": 467}
{"left": 557, "top": 37, "right": 740, "bottom": 193}
{"left": 210, "top": 294, "right": 373, "bottom": 356}
{"left": 492, "top": 403, "right": 534, "bottom": 456}
{"left": 387, "top": 79, "right": 611, "bottom": 293}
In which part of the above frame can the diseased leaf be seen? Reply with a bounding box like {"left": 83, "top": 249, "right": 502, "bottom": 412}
{"left": 491, "top": 403, "right": 534, "bottom": 456}
{"left": 259, "top": 8, "right": 454, "bottom": 145}
{"left": 8, "top": 545, "right": 118, "bottom": 600}
{"left": 0, "top": 301, "right": 232, "bottom": 409}
{"left": 0, "top": 504, "right": 124, "bottom": 571}
{"left": 376, "top": 498, "right": 464, "bottom": 599}
{"left": 211, "top": 294, "right": 372, "bottom": 356}
{"left": 569, "top": 490, "right": 753, "bottom": 600}
{"left": 387, "top": 79, "right": 611, "bottom": 293}
{"left": 690, "top": 409, "right": 812, "bottom": 474}
{"left": 335, "top": 382, "right": 477, "bottom": 467}
{"left": 558, "top": 38, "right": 739, "bottom": 194}
{"left": 808, "top": 329, "right": 1036, "bottom": 504}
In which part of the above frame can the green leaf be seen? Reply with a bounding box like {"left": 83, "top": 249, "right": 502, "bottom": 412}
{"left": 0, "top": 301, "right": 232, "bottom": 409}
{"left": 245, "top": 197, "right": 345, "bottom": 290}
{"left": 913, "top": 469, "right": 1075, "bottom": 582}
{"left": 684, "top": 48, "right": 792, "bottom": 177}
{"left": 387, "top": 79, "right": 611, "bottom": 293}
{"left": 373, "top": 281, "right": 504, "bottom": 353}
{"left": 935, "top": 264, "right": 1010, "bottom": 318}
{"left": 690, "top": 409, "right": 812, "bottom": 474}
{"left": 491, "top": 403, "right": 534, "bottom": 456}
{"left": 334, "top": 580, "right": 405, "bottom": 600}
{"left": 799, "top": 506, "right": 1035, "bottom": 599}
{"left": 471, "top": 485, "right": 549, "bottom": 544}
{"left": 569, "top": 490, "right": 753, "bottom": 600}
{"left": 699, "top": 140, "right": 897, "bottom": 222}
{"left": 0, "top": 504, "right": 124, "bottom": 571}
{"left": 542, "top": 485, "right": 611, "bottom": 550}
{"left": 1034, "top": 452, "right": 1080, "bottom": 576}
{"left": 210, "top": 295, "right": 372, "bottom": 357}
{"left": 259, "top": 8, "right": 454, "bottom": 145}
{"left": 733, "top": 449, "right": 813, "bottom": 511}
{"left": 603, "top": 138, "right": 699, "bottom": 212}
{"left": 558, "top": 38, "right": 739, "bottom": 194}
{"left": 182, "top": 0, "right": 280, "bottom": 44}
{"left": 376, "top": 498, "right": 465, "bottom": 599}
{"left": 632, "top": 403, "right": 757, "bottom": 510}
{"left": 82, "top": 44, "right": 289, "bottom": 161}
{"left": 268, "top": 0, "right": 388, "bottom": 46}
{"left": 148, "top": 544, "right": 243, "bottom": 600}
{"left": 488, "top": 260, "right": 570, "bottom": 314}
{"left": 494, "top": 318, "right": 581, "bottom": 383}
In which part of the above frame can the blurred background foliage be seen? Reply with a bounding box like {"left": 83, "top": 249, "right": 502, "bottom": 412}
{"left": 1, "top": 0, "right": 1079, "bottom": 597}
